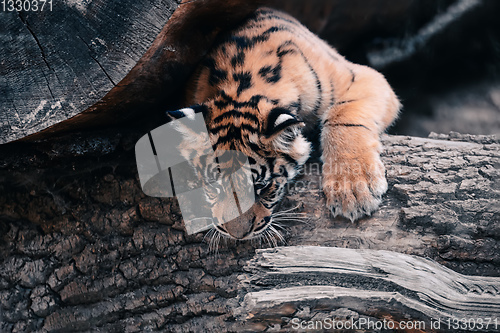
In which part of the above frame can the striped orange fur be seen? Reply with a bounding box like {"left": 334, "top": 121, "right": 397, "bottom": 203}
{"left": 176, "top": 8, "right": 400, "bottom": 240}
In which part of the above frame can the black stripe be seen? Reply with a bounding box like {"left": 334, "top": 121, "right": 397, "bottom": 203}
{"left": 345, "top": 68, "right": 356, "bottom": 92}
{"left": 263, "top": 196, "right": 281, "bottom": 209}
{"left": 213, "top": 110, "right": 259, "bottom": 124}
{"left": 258, "top": 63, "right": 282, "bottom": 83}
{"left": 241, "top": 123, "right": 259, "bottom": 133}
{"left": 214, "top": 91, "right": 264, "bottom": 109}
{"left": 329, "top": 79, "right": 335, "bottom": 107}
{"left": 210, "top": 123, "right": 258, "bottom": 135}
{"left": 259, "top": 165, "right": 267, "bottom": 179}
{"left": 203, "top": 57, "right": 227, "bottom": 86}
{"left": 248, "top": 142, "right": 262, "bottom": 154}
{"left": 214, "top": 127, "right": 247, "bottom": 147}
{"left": 277, "top": 40, "right": 297, "bottom": 57}
{"left": 266, "top": 157, "right": 276, "bottom": 175}
{"left": 324, "top": 122, "right": 371, "bottom": 131}
{"left": 233, "top": 72, "right": 253, "bottom": 96}
{"left": 213, "top": 92, "right": 275, "bottom": 110}
{"left": 281, "top": 153, "right": 298, "bottom": 166}
{"left": 285, "top": 41, "right": 322, "bottom": 114}
{"left": 225, "top": 26, "right": 290, "bottom": 51}
{"left": 336, "top": 100, "right": 355, "bottom": 105}
{"left": 231, "top": 52, "right": 245, "bottom": 67}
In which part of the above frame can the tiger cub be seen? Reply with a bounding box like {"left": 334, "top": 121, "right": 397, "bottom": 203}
{"left": 168, "top": 8, "right": 400, "bottom": 240}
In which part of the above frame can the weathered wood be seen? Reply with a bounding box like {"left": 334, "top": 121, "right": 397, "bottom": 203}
{"left": 0, "top": 132, "right": 498, "bottom": 332}
{"left": 239, "top": 246, "right": 500, "bottom": 331}
{"left": 0, "top": 0, "right": 180, "bottom": 144}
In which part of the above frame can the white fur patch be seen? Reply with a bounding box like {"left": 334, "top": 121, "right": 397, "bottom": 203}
{"left": 274, "top": 114, "right": 295, "bottom": 127}
{"left": 294, "top": 135, "right": 312, "bottom": 165}
{"left": 179, "top": 108, "right": 196, "bottom": 120}
{"left": 272, "top": 126, "right": 302, "bottom": 152}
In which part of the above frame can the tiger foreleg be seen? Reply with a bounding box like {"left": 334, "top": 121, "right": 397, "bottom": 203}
{"left": 320, "top": 65, "right": 400, "bottom": 221}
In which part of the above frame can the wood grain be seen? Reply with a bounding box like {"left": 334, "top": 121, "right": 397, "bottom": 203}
{"left": 239, "top": 246, "right": 500, "bottom": 330}
{"left": 0, "top": 0, "right": 179, "bottom": 144}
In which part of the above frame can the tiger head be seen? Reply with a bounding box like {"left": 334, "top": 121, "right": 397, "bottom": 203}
{"left": 167, "top": 98, "right": 311, "bottom": 240}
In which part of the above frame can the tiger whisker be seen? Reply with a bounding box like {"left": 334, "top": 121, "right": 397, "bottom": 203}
{"left": 273, "top": 216, "right": 310, "bottom": 221}
{"left": 269, "top": 226, "right": 285, "bottom": 245}
{"left": 263, "top": 231, "right": 272, "bottom": 247}
{"left": 273, "top": 211, "right": 307, "bottom": 217}
{"left": 273, "top": 214, "right": 308, "bottom": 219}
{"left": 203, "top": 228, "right": 215, "bottom": 243}
{"left": 214, "top": 232, "right": 222, "bottom": 256}
{"left": 273, "top": 218, "right": 311, "bottom": 225}
{"left": 270, "top": 231, "right": 278, "bottom": 248}
{"left": 272, "top": 215, "right": 307, "bottom": 221}
{"left": 266, "top": 229, "right": 277, "bottom": 248}
{"left": 271, "top": 222, "right": 287, "bottom": 230}
{"left": 272, "top": 213, "right": 308, "bottom": 218}
{"left": 208, "top": 229, "right": 217, "bottom": 252}
{"left": 274, "top": 203, "right": 302, "bottom": 214}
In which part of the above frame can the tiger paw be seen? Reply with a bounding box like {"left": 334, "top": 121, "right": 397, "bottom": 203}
{"left": 322, "top": 152, "right": 387, "bottom": 222}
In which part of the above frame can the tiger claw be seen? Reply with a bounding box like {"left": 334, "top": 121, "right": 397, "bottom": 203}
{"left": 323, "top": 153, "right": 387, "bottom": 222}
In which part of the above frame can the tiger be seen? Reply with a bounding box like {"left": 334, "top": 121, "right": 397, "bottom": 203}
{"left": 166, "top": 7, "right": 400, "bottom": 240}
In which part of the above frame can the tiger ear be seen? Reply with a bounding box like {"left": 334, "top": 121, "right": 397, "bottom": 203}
{"left": 166, "top": 105, "right": 208, "bottom": 122}
{"left": 265, "top": 108, "right": 304, "bottom": 138}
{"left": 164, "top": 105, "right": 213, "bottom": 160}
{"left": 263, "top": 109, "right": 306, "bottom": 154}
{"left": 164, "top": 105, "right": 210, "bottom": 138}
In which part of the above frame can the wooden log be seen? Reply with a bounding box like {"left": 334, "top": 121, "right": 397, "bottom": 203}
{"left": 0, "top": 132, "right": 498, "bottom": 332}
{"left": 0, "top": 0, "right": 180, "bottom": 144}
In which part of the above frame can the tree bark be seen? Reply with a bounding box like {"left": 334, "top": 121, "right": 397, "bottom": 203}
{"left": 0, "top": 132, "right": 498, "bottom": 332}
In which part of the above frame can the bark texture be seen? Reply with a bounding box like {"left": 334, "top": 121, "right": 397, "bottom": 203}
{"left": 0, "top": 132, "right": 498, "bottom": 332}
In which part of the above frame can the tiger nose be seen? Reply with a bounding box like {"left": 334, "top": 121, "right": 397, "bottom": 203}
{"left": 222, "top": 215, "right": 254, "bottom": 239}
